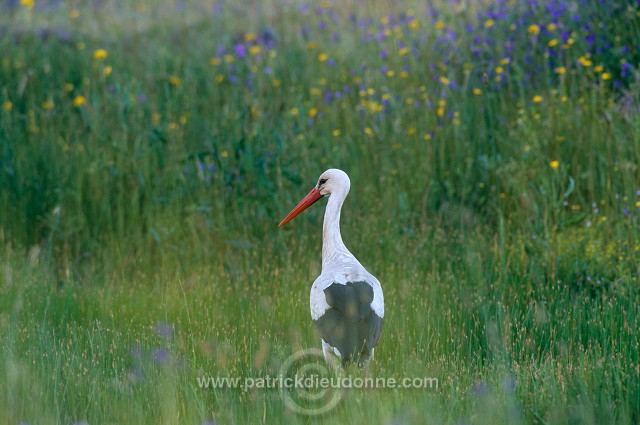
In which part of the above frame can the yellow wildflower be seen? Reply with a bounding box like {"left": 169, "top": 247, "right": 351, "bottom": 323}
{"left": 473, "top": 88, "right": 482, "bottom": 95}
{"left": 578, "top": 55, "right": 592, "bottom": 67}
{"left": 309, "top": 108, "right": 318, "bottom": 118}
{"left": 73, "top": 95, "right": 86, "bottom": 107}
{"left": 439, "top": 76, "right": 450, "bottom": 86}
{"left": 484, "top": 19, "right": 494, "bottom": 28}
{"left": 20, "top": 0, "right": 34, "bottom": 10}
{"left": 169, "top": 76, "right": 182, "bottom": 86}
{"left": 528, "top": 25, "right": 540, "bottom": 35}
{"left": 601, "top": 72, "right": 612, "bottom": 81}
{"left": 555, "top": 66, "right": 566, "bottom": 74}
{"left": 532, "top": 95, "right": 543, "bottom": 103}
{"left": 103, "top": 66, "right": 112, "bottom": 77}
{"left": 318, "top": 53, "right": 328, "bottom": 62}
{"left": 332, "top": 129, "right": 341, "bottom": 137}
{"left": 435, "top": 21, "right": 445, "bottom": 30}
{"left": 3, "top": 101, "right": 13, "bottom": 111}
{"left": 550, "top": 160, "right": 560, "bottom": 169}
{"left": 93, "top": 49, "right": 108, "bottom": 60}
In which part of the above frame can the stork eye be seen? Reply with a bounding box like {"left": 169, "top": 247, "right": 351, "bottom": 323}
{"left": 318, "top": 178, "right": 328, "bottom": 186}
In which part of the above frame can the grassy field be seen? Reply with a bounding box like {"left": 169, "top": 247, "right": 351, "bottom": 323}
{"left": 1, "top": 0, "right": 639, "bottom": 423}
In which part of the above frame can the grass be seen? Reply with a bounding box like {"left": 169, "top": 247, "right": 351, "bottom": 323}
{"left": 1, "top": 0, "right": 639, "bottom": 423}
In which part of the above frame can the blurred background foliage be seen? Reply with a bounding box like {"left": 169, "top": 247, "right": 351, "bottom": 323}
{"left": 1, "top": 0, "right": 638, "bottom": 290}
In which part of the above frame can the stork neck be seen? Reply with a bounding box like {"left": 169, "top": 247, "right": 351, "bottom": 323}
{"left": 322, "top": 192, "right": 354, "bottom": 271}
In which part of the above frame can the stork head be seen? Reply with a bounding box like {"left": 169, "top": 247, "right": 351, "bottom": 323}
{"left": 278, "top": 169, "right": 350, "bottom": 227}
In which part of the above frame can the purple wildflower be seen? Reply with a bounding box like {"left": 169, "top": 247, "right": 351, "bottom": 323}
{"left": 473, "top": 381, "right": 490, "bottom": 397}
{"left": 152, "top": 347, "right": 170, "bottom": 364}
{"left": 155, "top": 322, "right": 173, "bottom": 339}
{"left": 325, "top": 92, "right": 333, "bottom": 103}
{"left": 234, "top": 44, "right": 246, "bottom": 58}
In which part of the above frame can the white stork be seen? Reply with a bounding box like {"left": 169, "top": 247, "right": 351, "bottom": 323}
{"left": 279, "top": 169, "right": 384, "bottom": 367}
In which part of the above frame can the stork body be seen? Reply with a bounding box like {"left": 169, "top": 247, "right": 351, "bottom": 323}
{"left": 279, "top": 169, "right": 384, "bottom": 367}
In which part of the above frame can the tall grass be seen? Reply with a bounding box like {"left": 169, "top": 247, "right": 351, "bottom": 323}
{"left": 1, "top": 0, "right": 639, "bottom": 423}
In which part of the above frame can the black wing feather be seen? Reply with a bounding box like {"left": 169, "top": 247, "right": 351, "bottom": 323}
{"left": 313, "top": 281, "right": 383, "bottom": 365}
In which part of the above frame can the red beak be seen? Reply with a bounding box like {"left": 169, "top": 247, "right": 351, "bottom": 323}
{"left": 279, "top": 187, "right": 323, "bottom": 227}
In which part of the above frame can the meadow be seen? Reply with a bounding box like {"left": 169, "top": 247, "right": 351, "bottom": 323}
{"left": 1, "top": 0, "right": 639, "bottom": 423}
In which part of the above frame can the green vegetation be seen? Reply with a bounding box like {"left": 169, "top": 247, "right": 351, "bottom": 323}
{"left": 1, "top": 0, "right": 639, "bottom": 423}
